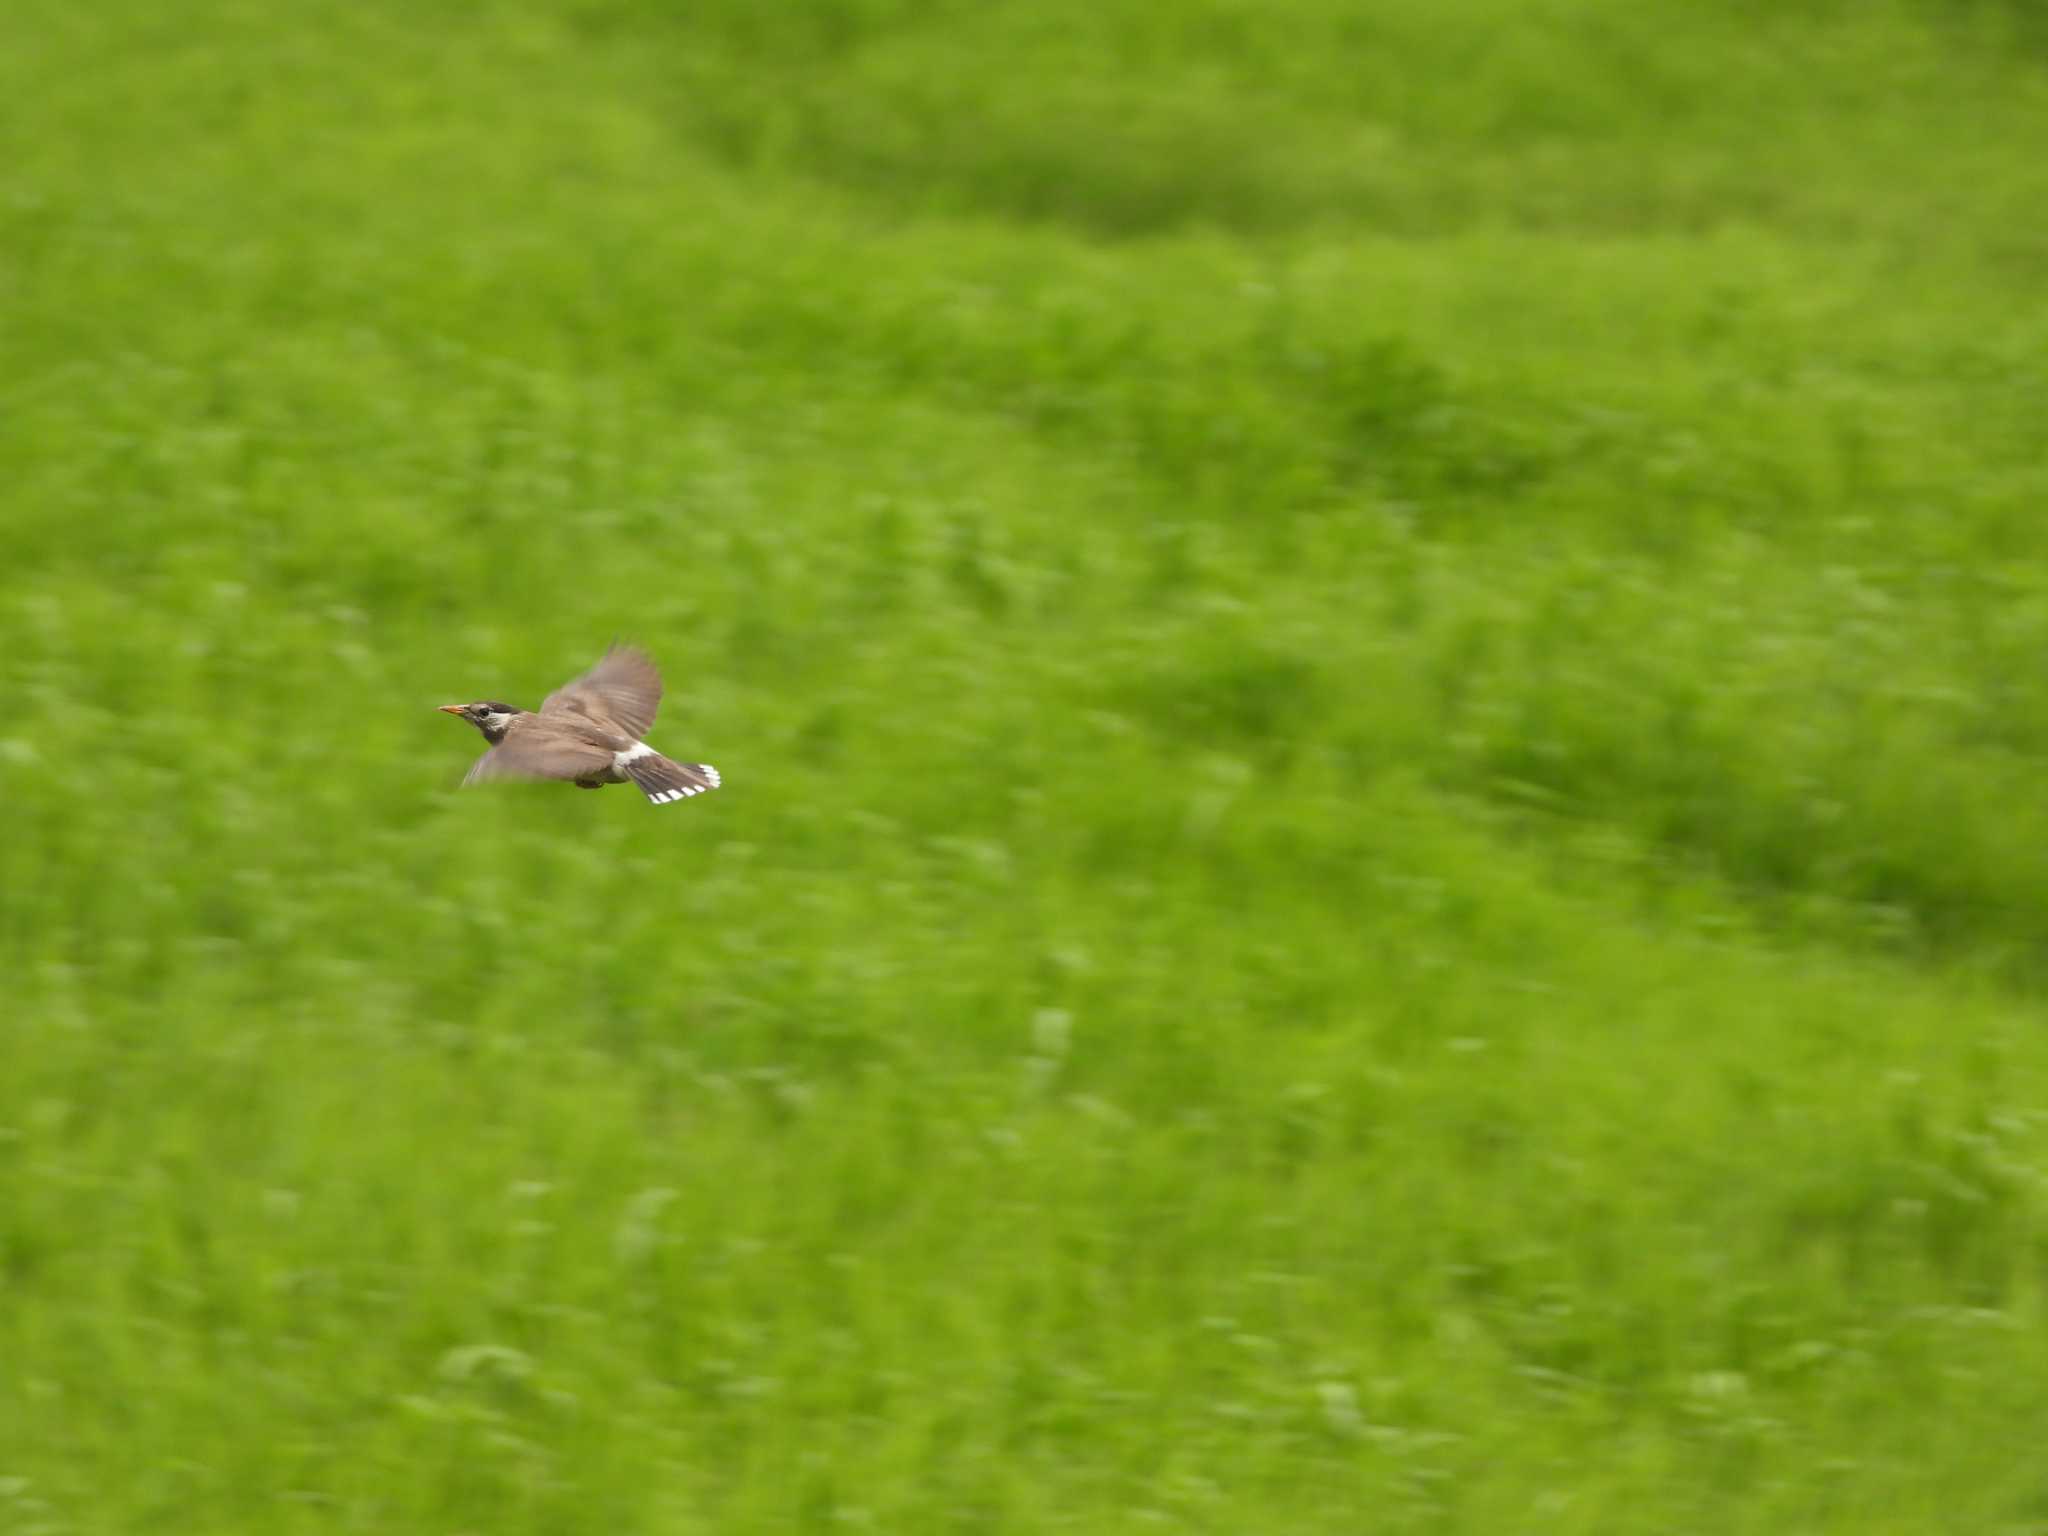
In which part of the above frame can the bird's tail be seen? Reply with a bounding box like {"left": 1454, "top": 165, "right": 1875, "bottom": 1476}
{"left": 624, "top": 753, "right": 721, "bottom": 806}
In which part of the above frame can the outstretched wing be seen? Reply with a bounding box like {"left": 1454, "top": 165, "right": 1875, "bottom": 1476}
{"left": 541, "top": 645, "right": 663, "bottom": 739}
{"left": 464, "top": 716, "right": 616, "bottom": 785}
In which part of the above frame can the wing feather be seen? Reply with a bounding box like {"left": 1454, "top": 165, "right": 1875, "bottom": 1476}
{"left": 463, "top": 716, "right": 616, "bottom": 785}
{"left": 541, "top": 646, "right": 663, "bottom": 739}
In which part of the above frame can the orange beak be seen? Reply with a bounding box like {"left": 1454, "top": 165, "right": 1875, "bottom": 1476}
{"left": 438, "top": 703, "right": 468, "bottom": 715}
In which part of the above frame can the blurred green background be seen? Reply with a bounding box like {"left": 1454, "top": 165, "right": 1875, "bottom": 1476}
{"left": 5, "top": 0, "right": 2048, "bottom": 1529}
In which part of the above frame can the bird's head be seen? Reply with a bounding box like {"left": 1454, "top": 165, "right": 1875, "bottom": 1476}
{"left": 438, "top": 700, "right": 521, "bottom": 744}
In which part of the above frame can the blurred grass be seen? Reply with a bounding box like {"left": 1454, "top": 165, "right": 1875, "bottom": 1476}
{"left": 5, "top": 0, "right": 2048, "bottom": 1530}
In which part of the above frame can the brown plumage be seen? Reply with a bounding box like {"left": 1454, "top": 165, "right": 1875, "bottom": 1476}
{"left": 439, "top": 646, "right": 722, "bottom": 807}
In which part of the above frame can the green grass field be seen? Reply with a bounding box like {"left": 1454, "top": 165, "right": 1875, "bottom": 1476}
{"left": 6, "top": 0, "right": 2048, "bottom": 1528}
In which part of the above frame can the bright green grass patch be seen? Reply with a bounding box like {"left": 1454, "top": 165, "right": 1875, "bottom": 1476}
{"left": 4, "top": 0, "right": 2048, "bottom": 1530}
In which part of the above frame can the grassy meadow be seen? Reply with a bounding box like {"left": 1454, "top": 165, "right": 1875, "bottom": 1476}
{"left": 6, "top": 0, "right": 2048, "bottom": 1528}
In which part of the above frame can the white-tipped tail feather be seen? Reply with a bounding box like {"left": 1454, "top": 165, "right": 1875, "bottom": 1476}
{"left": 620, "top": 750, "right": 720, "bottom": 806}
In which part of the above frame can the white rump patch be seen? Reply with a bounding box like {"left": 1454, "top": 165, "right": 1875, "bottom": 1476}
{"left": 614, "top": 741, "right": 658, "bottom": 770}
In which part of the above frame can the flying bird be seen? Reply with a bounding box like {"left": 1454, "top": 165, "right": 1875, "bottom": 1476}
{"left": 439, "top": 645, "right": 721, "bottom": 807}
